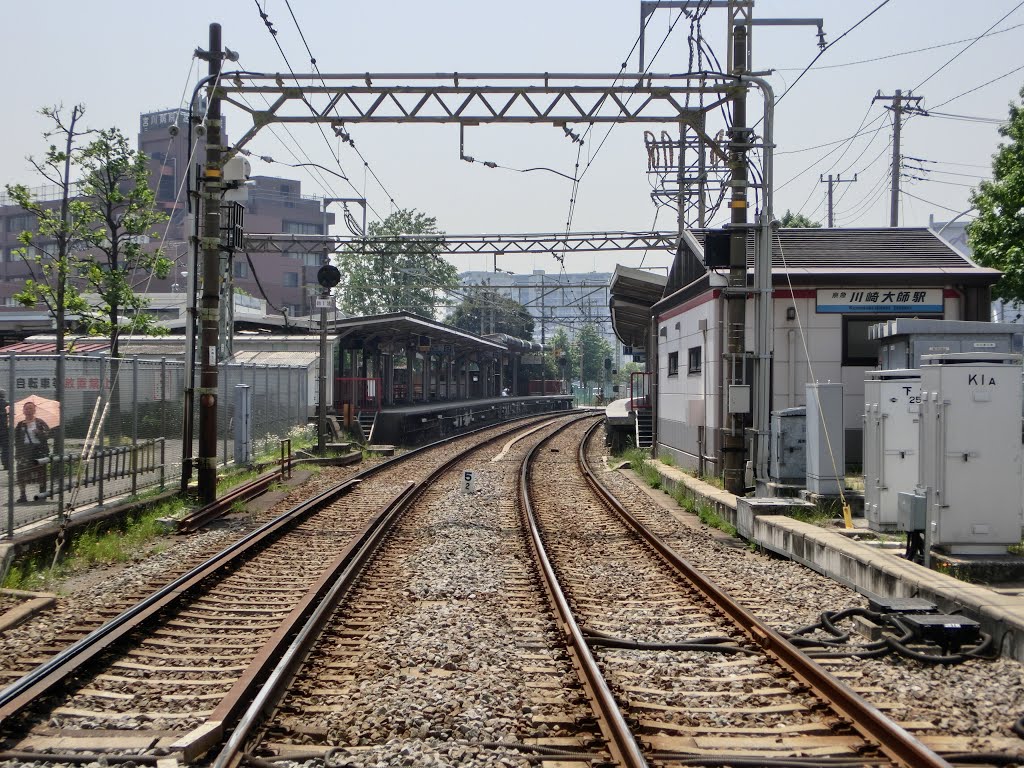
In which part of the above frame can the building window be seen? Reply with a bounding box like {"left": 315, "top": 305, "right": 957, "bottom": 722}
{"left": 283, "top": 272, "right": 299, "bottom": 288}
{"left": 233, "top": 260, "right": 249, "bottom": 279}
{"left": 283, "top": 221, "right": 322, "bottom": 235}
{"left": 843, "top": 316, "right": 884, "bottom": 366}
{"left": 7, "top": 214, "right": 35, "bottom": 234}
{"left": 688, "top": 346, "right": 702, "bottom": 374}
{"left": 667, "top": 351, "right": 679, "bottom": 377}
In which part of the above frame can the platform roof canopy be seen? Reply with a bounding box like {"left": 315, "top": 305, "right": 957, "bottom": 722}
{"left": 332, "top": 311, "right": 509, "bottom": 356}
{"left": 609, "top": 265, "right": 668, "bottom": 347}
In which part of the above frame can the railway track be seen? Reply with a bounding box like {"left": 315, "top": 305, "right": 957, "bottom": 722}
{"left": 1, "top": 414, "right": 991, "bottom": 766}
{"left": 0, "top": 411, "right": 576, "bottom": 765}
{"left": 521, "top": 418, "right": 951, "bottom": 768}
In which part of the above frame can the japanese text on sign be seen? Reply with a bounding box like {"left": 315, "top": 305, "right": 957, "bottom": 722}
{"left": 816, "top": 288, "right": 943, "bottom": 314}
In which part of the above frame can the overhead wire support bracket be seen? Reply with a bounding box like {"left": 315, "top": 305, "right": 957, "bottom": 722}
{"left": 195, "top": 71, "right": 741, "bottom": 158}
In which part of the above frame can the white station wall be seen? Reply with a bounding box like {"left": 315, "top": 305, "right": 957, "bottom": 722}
{"left": 656, "top": 285, "right": 963, "bottom": 469}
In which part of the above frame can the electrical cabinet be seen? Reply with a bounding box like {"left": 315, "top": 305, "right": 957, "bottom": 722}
{"left": 870, "top": 318, "right": 1022, "bottom": 370}
{"left": 864, "top": 370, "right": 920, "bottom": 532}
{"left": 770, "top": 407, "right": 806, "bottom": 484}
{"left": 917, "top": 353, "right": 1024, "bottom": 555}
{"left": 806, "top": 383, "right": 844, "bottom": 495}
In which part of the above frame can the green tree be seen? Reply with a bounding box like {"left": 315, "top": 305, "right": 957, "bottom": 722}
{"left": 546, "top": 328, "right": 573, "bottom": 382}
{"left": 5, "top": 106, "right": 93, "bottom": 356}
{"left": 337, "top": 208, "right": 458, "bottom": 319}
{"left": 968, "top": 85, "right": 1024, "bottom": 302}
{"left": 447, "top": 286, "right": 535, "bottom": 339}
{"left": 573, "top": 323, "right": 613, "bottom": 388}
{"left": 76, "top": 127, "right": 171, "bottom": 359}
{"left": 778, "top": 209, "right": 821, "bottom": 228}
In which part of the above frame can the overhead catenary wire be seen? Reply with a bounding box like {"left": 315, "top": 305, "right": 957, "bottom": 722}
{"left": 773, "top": 1, "right": 892, "bottom": 109}
{"left": 280, "top": 0, "right": 400, "bottom": 214}
{"left": 249, "top": 1, "right": 392, "bottom": 222}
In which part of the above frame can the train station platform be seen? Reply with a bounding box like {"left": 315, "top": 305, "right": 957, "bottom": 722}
{"left": 363, "top": 394, "right": 573, "bottom": 446}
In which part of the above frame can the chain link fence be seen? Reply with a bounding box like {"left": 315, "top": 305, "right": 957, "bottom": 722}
{"left": 1, "top": 353, "right": 309, "bottom": 537}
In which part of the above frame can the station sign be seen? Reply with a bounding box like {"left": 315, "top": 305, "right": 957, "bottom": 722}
{"left": 816, "top": 288, "right": 943, "bottom": 314}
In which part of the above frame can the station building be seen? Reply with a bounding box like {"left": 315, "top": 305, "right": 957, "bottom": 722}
{"left": 610, "top": 227, "right": 1002, "bottom": 474}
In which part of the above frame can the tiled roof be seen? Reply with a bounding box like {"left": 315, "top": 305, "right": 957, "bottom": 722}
{"left": 690, "top": 227, "right": 986, "bottom": 271}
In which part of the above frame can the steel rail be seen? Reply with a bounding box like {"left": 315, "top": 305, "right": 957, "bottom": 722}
{"left": 0, "top": 475, "right": 362, "bottom": 724}
{"left": 212, "top": 413, "right": 589, "bottom": 768}
{"left": 520, "top": 415, "right": 649, "bottom": 768}
{"left": 0, "top": 410, "right": 572, "bottom": 728}
{"left": 176, "top": 466, "right": 285, "bottom": 534}
{"left": 176, "top": 481, "right": 417, "bottom": 763}
{"left": 575, "top": 421, "right": 951, "bottom": 768}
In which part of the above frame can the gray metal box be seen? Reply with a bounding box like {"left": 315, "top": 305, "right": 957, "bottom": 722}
{"left": 770, "top": 406, "right": 806, "bottom": 484}
{"left": 864, "top": 369, "right": 920, "bottom": 532}
{"left": 870, "top": 319, "right": 1022, "bottom": 370}
{"left": 806, "top": 382, "right": 844, "bottom": 495}
{"left": 917, "top": 353, "right": 1024, "bottom": 555}
{"left": 897, "top": 491, "right": 926, "bottom": 532}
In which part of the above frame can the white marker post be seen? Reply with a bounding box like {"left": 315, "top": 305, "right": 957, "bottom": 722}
{"left": 462, "top": 470, "right": 477, "bottom": 494}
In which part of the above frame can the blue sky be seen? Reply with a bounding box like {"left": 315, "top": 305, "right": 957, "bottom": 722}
{"left": 4, "top": 1, "right": 1021, "bottom": 275}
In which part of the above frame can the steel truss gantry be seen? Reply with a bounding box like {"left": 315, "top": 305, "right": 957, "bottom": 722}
{"left": 240, "top": 230, "right": 677, "bottom": 257}
{"left": 210, "top": 72, "right": 736, "bottom": 157}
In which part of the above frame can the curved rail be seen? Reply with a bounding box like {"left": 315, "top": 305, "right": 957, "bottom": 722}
{"left": 0, "top": 410, "right": 574, "bottom": 730}
{"left": 519, "top": 415, "right": 649, "bottom": 768}
{"left": 574, "top": 421, "right": 951, "bottom": 768}
{"left": 212, "top": 412, "right": 594, "bottom": 768}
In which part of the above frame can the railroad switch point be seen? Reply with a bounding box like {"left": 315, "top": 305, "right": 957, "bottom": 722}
{"left": 900, "top": 614, "right": 981, "bottom": 655}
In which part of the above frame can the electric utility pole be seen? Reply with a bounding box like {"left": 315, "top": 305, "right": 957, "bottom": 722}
{"left": 722, "top": 14, "right": 749, "bottom": 496}
{"left": 873, "top": 90, "right": 922, "bottom": 227}
{"left": 818, "top": 173, "right": 857, "bottom": 227}
{"left": 196, "top": 23, "right": 225, "bottom": 503}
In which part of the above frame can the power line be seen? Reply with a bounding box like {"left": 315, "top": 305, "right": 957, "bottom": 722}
{"left": 774, "top": 1, "right": 892, "bottom": 108}
{"left": 931, "top": 62, "right": 1024, "bottom": 110}
{"left": 906, "top": 156, "right": 993, "bottom": 169}
{"left": 776, "top": 110, "right": 887, "bottom": 192}
{"left": 776, "top": 123, "right": 888, "bottom": 155}
{"left": 251, "top": 0, "right": 392, "bottom": 221}
{"left": 913, "top": 0, "right": 1024, "bottom": 90}
{"left": 281, "top": 0, "right": 401, "bottom": 215}
{"left": 776, "top": 22, "right": 1024, "bottom": 72}
{"left": 901, "top": 189, "right": 977, "bottom": 216}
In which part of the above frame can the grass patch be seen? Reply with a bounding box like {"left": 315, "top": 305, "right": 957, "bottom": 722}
{"left": 698, "top": 473, "right": 724, "bottom": 489}
{"left": 696, "top": 502, "right": 738, "bottom": 537}
{"left": 2, "top": 495, "right": 191, "bottom": 592}
{"left": 788, "top": 506, "right": 838, "bottom": 526}
{"left": 622, "top": 448, "right": 662, "bottom": 489}
{"left": 659, "top": 453, "right": 676, "bottom": 467}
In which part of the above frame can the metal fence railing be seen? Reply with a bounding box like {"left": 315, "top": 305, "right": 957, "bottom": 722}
{"left": 1, "top": 353, "right": 310, "bottom": 537}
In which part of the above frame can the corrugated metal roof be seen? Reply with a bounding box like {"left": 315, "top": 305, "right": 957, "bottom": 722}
{"left": 229, "top": 350, "right": 318, "bottom": 367}
{"left": 0, "top": 341, "right": 110, "bottom": 354}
